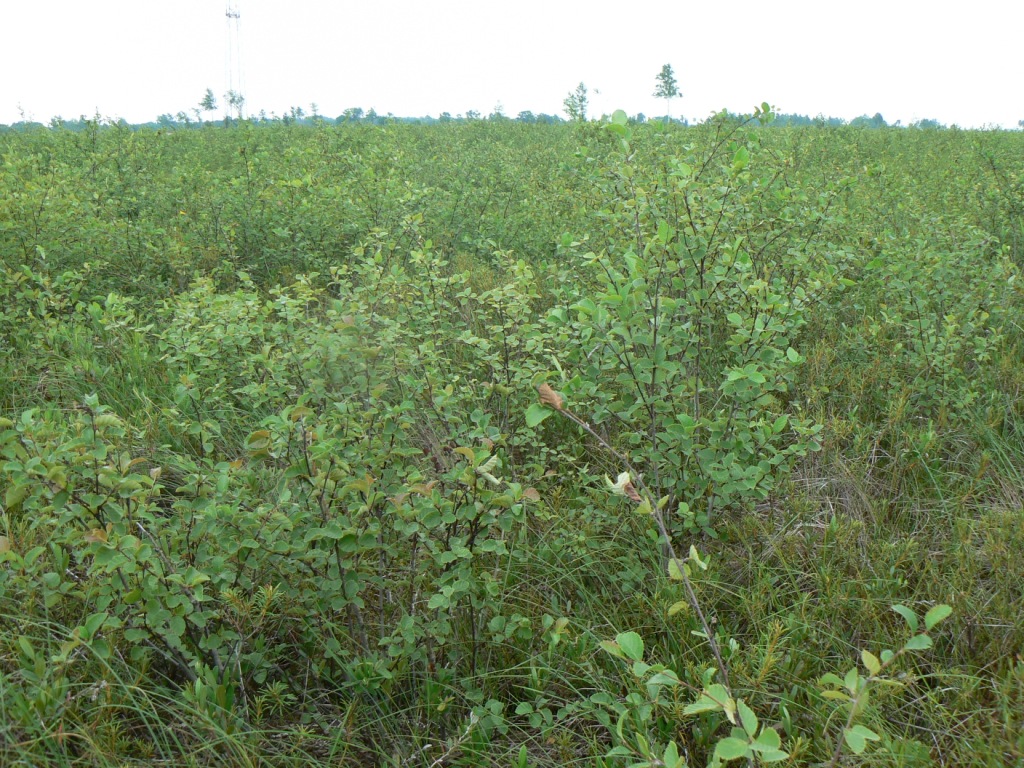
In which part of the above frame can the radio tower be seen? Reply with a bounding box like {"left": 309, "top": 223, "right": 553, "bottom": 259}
{"left": 225, "top": 0, "right": 245, "bottom": 119}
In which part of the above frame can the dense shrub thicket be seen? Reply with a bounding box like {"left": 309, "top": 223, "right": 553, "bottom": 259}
{"left": 1, "top": 114, "right": 1023, "bottom": 766}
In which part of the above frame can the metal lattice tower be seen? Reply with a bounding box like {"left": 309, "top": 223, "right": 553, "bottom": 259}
{"left": 225, "top": 0, "right": 245, "bottom": 119}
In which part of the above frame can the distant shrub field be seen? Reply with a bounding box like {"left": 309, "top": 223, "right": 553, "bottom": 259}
{"left": 1, "top": 112, "right": 1022, "bottom": 766}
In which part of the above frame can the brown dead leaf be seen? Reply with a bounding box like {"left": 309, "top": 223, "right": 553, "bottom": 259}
{"left": 623, "top": 482, "right": 642, "bottom": 503}
{"left": 84, "top": 528, "right": 108, "bottom": 543}
{"left": 410, "top": 481, "right": 437, "bottom": 495}
{"left": 537, "top": 383, "right": 564, "bottom": 410}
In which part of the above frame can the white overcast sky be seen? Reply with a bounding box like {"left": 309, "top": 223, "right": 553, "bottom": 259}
{"left": 3, "top": 0, "right": 1022, "bottom": 127}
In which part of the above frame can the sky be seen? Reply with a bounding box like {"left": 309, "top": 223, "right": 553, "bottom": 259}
{"left": 3, "top": 0, "right": 1022, "bottom": 128}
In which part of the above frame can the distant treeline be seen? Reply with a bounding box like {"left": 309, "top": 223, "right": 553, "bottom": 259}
{"left": 0, "top": 109, "right": 975, "bottom": 133}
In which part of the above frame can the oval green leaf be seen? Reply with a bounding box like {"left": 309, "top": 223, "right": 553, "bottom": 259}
{"left": 616, "top": 631, "right": 644, "bottom": 662}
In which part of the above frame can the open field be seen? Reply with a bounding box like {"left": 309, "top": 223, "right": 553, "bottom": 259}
{"left": 2, "top": 114, "right": 1023, "bottom": 767}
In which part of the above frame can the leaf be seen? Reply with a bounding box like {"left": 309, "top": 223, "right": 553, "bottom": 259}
{"left": 821, "top": 690, "right": 852, "bottom": 701}
{"left": 245, "top": 430, "right": 271, "bottom": 451}
{"left": 843, "top": 724, "right": 881, "bottom": 754}
{"left": 453, "top": 446, "right": 476, "bottom": 462}
{"left": 5, "top": 483, "right": 30, "bottom": 510}
{"left": 662, "top": 740, "right": 681, "bottom": 768}
{"left": 616, "top": 631, "right": 644, "bottom": 662}
{"left": 289, "top": 406, "right": 313, "bottom": 421}
{"left": 667, "top": 600, "right": 690, "bottom": 617}
{"left": 843, "top": 727, "right": 867, "bottom": 754}
{"left": 18, "top": 636, "right": 35, "bottom": 660}
{"left": 732, "top": 146, "right": 750, "bottom": 171}
{"left": 727, "top": 702, "right": 741, "bottom": 727}
{"left": 667, "top": 559, "right": 686, "bottom": 581}
{"left": 623, "top": 480, "right": 642, "bottom": 502}
{"left": 714, "top": 736, "right": 749, "bottom": 760}
{"left": 92, "top": 637, "right": 112, "bottom": 660}
{"left": 478, "top": 472, "right": 501, "bottom": 487}
{"left": 844, "top": 724, "right": 881, "bottom": 754}
{"left": 861, "top": 650, "right": 881, "bottom": 676}
{"left": 657, "top": 220, "right": 675, "bottom": 245}
{"left": 892, "top": 604, "right": 918, "bottom": 632}
{"left": 684, "top": 695, "right": 721, "bottom": 716}
{"left": 820, "top": 672, "right": 844, "bottom": 688}
{"left": 844, "top": 667, "right": 860, "bottom": 694}
{"left": 605, "top": 472, "right": 632, "bottom": 496}
{"left": 83, "top": 612, "right": 108, "bottom": 637}
{"left": 604, "top": 746, "right": 634, "bottom": 758}
{"left": 903, "top": 634, "right": 933, "bottom": 651}
{"left": 751, "top": 727, "right": 782, "bottom": 751}
{"left": 684, "top": 684, "right": 731, "bottom": 716}
{"left": 537, "top": 383, "right": 563, "bottom": 410}
{"left": 599, "top": 640, "right": 624, "bottom": 659}
{"left": 689, "top": 544, "right": 708, "bottom": 570}
{"left": 737, "top": 699, "right": 758, "bottom": 737}
{"left": 924, "top": 604, "right": 952, "bottom": 630}
{"left": 475, "top": 454, "right": 502, "bottom": 486}
{"left": 647, "top": 671, "right": 680, "bottom": 687}
{"left": 525, "top": 403, "right": 553, "bottom": 428}
{"left": 94, "top": 413, "right": 123, "bottom": 429}
{"left": 850, "top": 725, "right": 881, "bottom": 741}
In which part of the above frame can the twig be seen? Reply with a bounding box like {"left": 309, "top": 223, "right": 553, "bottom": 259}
{"left": 544, "top": 393, "right": 731, "bottom": 693}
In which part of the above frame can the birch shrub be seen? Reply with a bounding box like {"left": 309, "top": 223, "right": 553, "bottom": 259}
{"left": 540, "top": 109, "right": 842, "bottom": 533}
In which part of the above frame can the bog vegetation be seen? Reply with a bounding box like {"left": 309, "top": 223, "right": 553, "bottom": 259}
{"left": 1, "top": 108, "right": 1023, "bottom": 767}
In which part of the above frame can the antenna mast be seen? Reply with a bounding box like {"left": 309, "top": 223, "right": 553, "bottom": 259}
{"left": 225, "top": 0, "right": 245, "bottom": 119}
